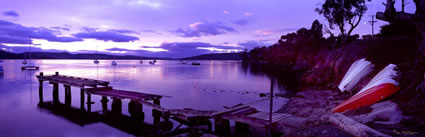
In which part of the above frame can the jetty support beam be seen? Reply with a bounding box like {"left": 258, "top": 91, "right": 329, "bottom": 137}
{"left": 38, "top": 72, "right": 44, "bottom": 103}
{"left": 52, "top": 82, "right": 59, "bottom": 104}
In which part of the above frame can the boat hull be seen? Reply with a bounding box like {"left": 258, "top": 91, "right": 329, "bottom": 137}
{"left": 332, "top": 83, "right": 400, "bottom": 113}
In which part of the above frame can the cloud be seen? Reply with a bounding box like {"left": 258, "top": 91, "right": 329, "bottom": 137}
{"left": 238, "top": 40, "right": 274, "bottom": 49}
{"left": 233, "top": 18, "right": 251, "bottom": 26}
{"left": 254, "top": 28, "right": 298, "bottom": 37}
{"left": 129, "top": 0, "right": 161, "bottom": 8}
{"left": 106, "top": 42, "right": 243, "bottom": 58}
{"left": 156, "top": 42, "right": 242, "bottom": 58}
{"left": 2, "top": 11, "right": 20, "bottom": 18}
{"left": 0, "top": 44, "right": 67, "bottom": 53}
{"left": 50, "top": 26, "right": 70, "bottom": 31}
{"left": 172, "top": 21, "right": 237, "bottom": 38}
{"left": 0, "top": 35, "right": 32, "bottom": 44}
{"left": 244, "top": 12, "right": 253, "bottom": 16}
{"left": 0, "top": 19, "right": 83, "bottom": 44}
{"left": 73, "top": 28, "right": 139, "bottom": 42}
{"left": 108, "top": 29, "right": 140, "bottom": 34}
{"left": 223, "top": 11, "right": 230, "bottom": 14}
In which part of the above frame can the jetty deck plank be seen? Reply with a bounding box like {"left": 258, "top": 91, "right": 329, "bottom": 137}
{"left": 37, "top": 74, "right": 109, "bottom": 88}
{"left": 89, "top": 88, "right": 162, "bottom": 100}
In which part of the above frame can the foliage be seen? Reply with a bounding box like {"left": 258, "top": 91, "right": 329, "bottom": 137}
{"left": 379, "top": 21, "right": 417, "bottom": 37}
{"left": 316, "top": 0, "right": 368, "bottom": 43}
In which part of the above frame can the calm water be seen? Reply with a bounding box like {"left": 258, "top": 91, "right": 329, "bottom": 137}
{"left": 0, "top": 60, "right": 288, "bottom": 137}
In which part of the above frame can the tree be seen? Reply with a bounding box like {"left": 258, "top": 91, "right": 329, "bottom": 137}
{"left": 316, "top": 0, "right": 368, "bottom": 43}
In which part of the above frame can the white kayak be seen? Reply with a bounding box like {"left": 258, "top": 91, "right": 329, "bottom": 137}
{"left": 356, "top": 64, "right": 398, "bottom": 95}
{"left": 338, "top": 58, "right": 374, "bottom": 92}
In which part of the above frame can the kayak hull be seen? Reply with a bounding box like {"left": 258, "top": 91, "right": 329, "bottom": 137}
{"left": 332, "top": 83, "right": 400, "bottom": 113}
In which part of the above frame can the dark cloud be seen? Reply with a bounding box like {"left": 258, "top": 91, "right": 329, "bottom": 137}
{"left": 254, "top": 28, "right": 298, "bottom": 37}
{"left": 0, "top": 44, "right": 67, "bottom": 53}
{"left": 141, "top": 29, "right": 162, "bottom": 35}
{"left": 0, "top": 35, "right": 32, "bottom": 44}
{"left": 73, "top": 27, "right": 140, "bottom": 42}
{"left": 2, "top": 11, "right": 19, "bottom": 18}
{"left": 238, "top": 40, "right": 274, "bottom": 49}
{"left": 233, "top": 18, "right": 251, "bottom": 26}
{"left": 50, "top": 26, "right": 70, "bottom": 31}
{"left": 156, "top": 42, "right": 242, "bottom": 58}
{"left": 109, "top": 29, "right": 140, "bottom": 34}
{"left": 172, "top": 21, "right": 237, "bottom": 38}
{"left": 0, "top": 19, "right": 83, "bottom": 44}
{"left": 73, "top": 31, "right": 139, "bottom": 42}
{"left": 106, "top": 42, "right": 243, "bottom": 58}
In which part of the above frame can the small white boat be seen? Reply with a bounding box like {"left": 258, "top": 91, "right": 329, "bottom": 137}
{"left": 21, "top": 63, "right": 39, "bottom": 70}
{"left": 338, "top": 58, "right": 374, "bottom": 92}
{"left": 111, "top": 61, "right": 117, "bottom": 66}
{"left": 356, "top": 64, "right": 398, "bottom": 95}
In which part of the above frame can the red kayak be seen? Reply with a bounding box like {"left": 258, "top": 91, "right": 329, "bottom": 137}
{"left": 332, "top": 83, "right": 400, "bottom": 113}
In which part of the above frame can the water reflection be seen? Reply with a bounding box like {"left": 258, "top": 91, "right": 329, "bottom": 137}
{"left": 241, "top": 62, "right": 305, "bottom": 92}
{"left": 0, "top": 59, "right": 293, "bottom": 137}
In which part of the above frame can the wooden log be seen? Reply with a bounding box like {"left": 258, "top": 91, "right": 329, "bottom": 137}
{"left": 329, "top": 113, "right": 390, "bottom": 137}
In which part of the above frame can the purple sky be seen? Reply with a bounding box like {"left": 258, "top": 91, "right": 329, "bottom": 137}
{"left": 0, "top": 0, "right": 416, "bottom": 58}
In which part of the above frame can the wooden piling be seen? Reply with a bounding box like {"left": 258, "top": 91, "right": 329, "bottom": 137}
{"left": 80, "top": 88, "right": 85, "bottom": 111}
{"left": 235, "top": 122, "right": 249, "bottom": 133}
{"left": 111, "top": 98, "right": 122, "bottom": 114}
{"left": 87, "top": 93, "right": 92, "bottom": 112}
{"left": 64, "top": 85, "right": 71, "bottom": 108}
{"left": 52, "top": 82, "right": 59, "bottom": 104}
{"left": 38, "top": 72, "right": 44, "bottom": 103}
{"left": 214, "top": 117, "right": 230, "bottom": 136}
{"left": 101, "top": 96, "right": 108, "bottom": 112}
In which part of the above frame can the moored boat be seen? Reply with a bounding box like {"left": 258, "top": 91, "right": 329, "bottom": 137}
{"left": 111, "top": 61, "right": 117, "bottom": 66}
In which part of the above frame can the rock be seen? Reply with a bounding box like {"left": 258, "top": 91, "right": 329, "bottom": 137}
{"left": 350, "top": 101, "right": 407, "bottom": 125}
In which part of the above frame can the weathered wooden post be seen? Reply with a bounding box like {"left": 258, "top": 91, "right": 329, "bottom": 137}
{"left": 38, "top": 72, "right": 43, "bottom": 103}
{"left": 80, "top": 88, "right": 85, "bottom": 111}
{"left": 87, "top": 93, "right": 92, "bottom": 112}
{"left": 214, "top": 117, "right": 230, "bottom": 136}
{"left": 101, "top": 96, "right": 108, "bottom": 113}
{"left": 152, "top": 98, "right": 162, "bottom": 125}
{"left": 129, "top": 100, "right": 145, "bottom": 121}
{"left": 52, "top": 82, "right": 59, "bottom": 104}
{"left": 235, "top": 122, "right": 249, "bottom": 133}
{"left": 64, "top": 85, "right": 71, "bottom": 108}
{"left": 111, "top": 98, "right": 122, "bottom": 114}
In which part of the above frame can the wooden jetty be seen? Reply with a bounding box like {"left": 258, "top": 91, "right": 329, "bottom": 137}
{"left": 36, "top": 72, "right": 300, "bottom": 136}
{"left": 36, "top": 72, "right": 215, "bottom": 123}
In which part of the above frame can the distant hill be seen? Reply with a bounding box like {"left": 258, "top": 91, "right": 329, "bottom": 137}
{"left": 181, "top": 53, "right": 242, "bottom": 60}
{"left": 0, "top": 51, "right": 243, "bottom": 60}
{"left": 0, "top": 51, "right": 169, "bottom": 60}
